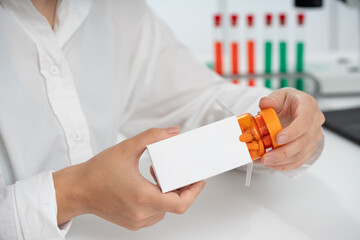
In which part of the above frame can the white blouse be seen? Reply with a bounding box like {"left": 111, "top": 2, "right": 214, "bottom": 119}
{"left": 0, "top": 0, "right": 319, "bottom": 239}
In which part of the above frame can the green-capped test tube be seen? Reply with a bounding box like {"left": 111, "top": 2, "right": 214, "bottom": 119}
{"left": 264, "top": 14, "right": 273, "bottom": 89}
{"left": 296, "top": 42, "right": 304, "bottom": 90}
{"left": 295, "top": 13, "right": 305, "bottom": 91}
{"left": 265, "top": 41, "right": 272, "bottom": 88}
{"left": 280, "top": 41, "right": 288, "bottom": 87}
{"left": 279, "top": 14, "right": 288, "bottom": 88}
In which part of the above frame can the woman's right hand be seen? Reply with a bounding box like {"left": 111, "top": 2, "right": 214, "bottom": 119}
{"left": 53, "top": 127, "right": 206, "bottom": 231}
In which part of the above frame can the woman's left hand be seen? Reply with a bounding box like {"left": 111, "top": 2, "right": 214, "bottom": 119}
{"left": 257, "top": 88, "right": 325, "bottom": 171}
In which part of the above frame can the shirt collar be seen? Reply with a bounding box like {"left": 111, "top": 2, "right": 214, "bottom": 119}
{"left": 0, "top": 0, "right": 92, "bottom": 48}
{"left": 54, "top": 0, "right": 92, "bottom": 48}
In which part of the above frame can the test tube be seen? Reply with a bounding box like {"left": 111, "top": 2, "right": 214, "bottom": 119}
{"left": 264, "top": 14, "right": 273, "bottom": 89}
{"left": 230, "top": 14, "right": 240, "bottom": 84}
{"left": 279, "top": 13, "right": 288, "bottom": 88}
{"left": 295, "top": 13, "right": 305, "bottom": 91}
{"left": 246, "top": 14, "right": 256, "bottom": 86}
{"left": 214, "top": 14, "right": 223, "bottom": 76}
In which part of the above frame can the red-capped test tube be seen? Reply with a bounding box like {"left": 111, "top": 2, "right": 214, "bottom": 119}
{"left": 264, "top": 14, "right": 273, "bottom": 89}
{"left": 295, "top": 13, "right": 305, "bottom": 91}
{"left": 214, "top": 14, "right": 223, "bottom": 76}
{"left": 246, "top": 14, "right": 256, "bottom": 86}
{"left": 279, "top": 13, "right": 288, "bottom": 88}
{"left": 230, "top": 14, "right": 240, "bottom": 84}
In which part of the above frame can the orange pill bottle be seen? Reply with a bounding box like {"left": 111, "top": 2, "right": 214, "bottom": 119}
{"left": 237, "top": 108, "right": 282, "bottom": 160}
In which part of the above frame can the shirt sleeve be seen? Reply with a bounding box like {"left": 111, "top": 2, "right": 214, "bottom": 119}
{"left": 119, "top": 2, "right": 273, "bottom": 134}
{"left": 0, "top": 171, "right": 71, "bottom": 240}
{"left": 119, "top": 1, "right": 322, "bottom": 177}
{"left": 0, "top": 185, "right": 17, "bottom": 239}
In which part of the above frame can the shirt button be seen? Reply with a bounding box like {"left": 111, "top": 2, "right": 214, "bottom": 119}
{"left": 50, "top": 66, "right": 60, "bottom": 75}
{"left": 72, "top": 131, "right": 82, "bottom": 142}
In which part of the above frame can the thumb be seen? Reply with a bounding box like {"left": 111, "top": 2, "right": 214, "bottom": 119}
{"left": 128, "top": 127, "right": 180, "bottom": 155}
{"left": 259, "top": 89, "right": 288, "bottom": 113}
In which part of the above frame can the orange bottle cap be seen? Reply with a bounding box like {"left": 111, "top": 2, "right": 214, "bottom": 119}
{"left": 259, "top": 108, "right": 283, "bottom": 148}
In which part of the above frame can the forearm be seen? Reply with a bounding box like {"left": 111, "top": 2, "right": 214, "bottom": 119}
{"left": 53, "top": 163, "right": 90, "bottom": 225}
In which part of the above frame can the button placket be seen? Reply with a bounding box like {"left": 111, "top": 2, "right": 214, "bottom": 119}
{"left": 72, "top": 130, "right": 82, "bottom": 142}
{"left": 37, "top": 44, "right": 93, "bottom": 165}
{"left": 49, "top": 65, "right": 60, "bottom": 76}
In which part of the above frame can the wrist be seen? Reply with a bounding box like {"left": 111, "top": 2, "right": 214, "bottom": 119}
{"left": 53, "top": 163, "right": 90, "bottom": 225}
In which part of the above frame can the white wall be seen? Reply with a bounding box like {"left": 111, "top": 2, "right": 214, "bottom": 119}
{"left": 146, "top": 0, "right": 359, "bottom": 63}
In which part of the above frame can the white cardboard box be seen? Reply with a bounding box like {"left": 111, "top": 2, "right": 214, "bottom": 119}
{"left": 146, "top": 116, "right": 252, "bottom": 193}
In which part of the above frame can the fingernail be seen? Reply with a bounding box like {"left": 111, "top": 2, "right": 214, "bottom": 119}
{"left": 164, "top": 126, "right": 180, "bottom": 134}
{"left": 277, "top": 134, "right": 288, "bottom": 145}
{"left": 259, "top": 97, "right": 269, "bottom": 104}
{"left": 263, "top": 154, "right": 274, "bottom": 165}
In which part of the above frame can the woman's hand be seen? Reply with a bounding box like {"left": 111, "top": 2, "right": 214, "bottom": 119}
{"left": 257, "top": 88, "right": 325, "bottom": 171}
{"left": 53, "top": 127, "right": 205, "bottom": 231}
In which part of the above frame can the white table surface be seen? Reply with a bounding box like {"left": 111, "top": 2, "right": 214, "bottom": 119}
{"left": 68, "top": 99, "right": 360, "bottom": 240}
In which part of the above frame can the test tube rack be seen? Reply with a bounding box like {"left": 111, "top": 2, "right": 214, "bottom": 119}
{"left": 211, "top": 12, "right": 307, "bottom": 91}
{"left": 223, "top": 72, "right": 321, "bottom": 98}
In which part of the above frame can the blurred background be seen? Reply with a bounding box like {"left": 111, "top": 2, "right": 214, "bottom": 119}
{"left": 146, "top": 0, "right": 360, "bottom": 97}
{"left": 146, "top": 0, "right": 360, "bottom": 145}
{"left": 147, "top": 0, "right": 358, "bottom": 58}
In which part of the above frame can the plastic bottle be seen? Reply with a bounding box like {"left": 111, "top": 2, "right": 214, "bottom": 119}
{"left": 237, "top": 108, "right": 282, "bottom": 160}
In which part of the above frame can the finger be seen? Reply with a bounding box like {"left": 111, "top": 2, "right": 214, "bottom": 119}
{"left": 128, "top": 127, "right": 180, "bottom": 155}
{"left": 275, "top": 104, "right": 314, "bottom": 145}
{"left": 253, "top": 159, "right": 262, "bottom": 165}
{"left": 263, "top": 119, "right": 324, "bottom": 166}
{"left": 152, "top": 181, "right": 206, "bottom": 214}
{"left": 276, "top": 101, "right": 325, "bottom": 145}
{"left": 258, "top": 88, "right": 290, "bottom": 113}
{"left": 150, "top": 166, "right": 159, "bottom": 185}
{"left": 266, "top": 126, "right": 324, "bottom": 169}
{"left": 261, "top": 133, "right": 308, "bottom": 166}
{"left": 177, "top": 181, "right": 206, "bottom": 213}
{"left": 171, "top": 184, "right": 193, "bottom": 196}
{"left": 266, "top": 144, "right": 318, "bottom": 171}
